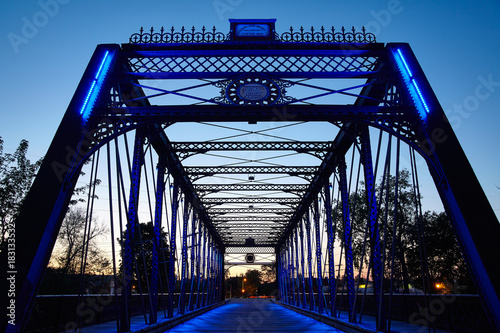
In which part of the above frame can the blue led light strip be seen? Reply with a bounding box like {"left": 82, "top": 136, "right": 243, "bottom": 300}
{"left": 395, "top": 48, "right": 430, "bottom": 114}
{"left": 397, "top": 49, "right": 413, "bottom": 77}
{"left": 80, "top": 50, "right": 113, "bottom": 119}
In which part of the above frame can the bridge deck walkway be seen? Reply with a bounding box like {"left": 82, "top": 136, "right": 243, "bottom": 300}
{"left": 164, "top": 298, "right": 342, "bottom": 332}
{"left": 72, "top": 298, "right": 453, "bottom": 332}
{"left": 165, "top": 299, "right": 454, "bottom": 333}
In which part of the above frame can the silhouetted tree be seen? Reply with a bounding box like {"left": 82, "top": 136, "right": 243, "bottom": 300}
{"left": 118, "top": 221, "right": 170, "bottom": 293}
{"left": 260, "top": 261, "right": 276, "bottom": 283}
{"left": 333, "top": 169, "right": 471, "bottom": 293}
{"left": 406, "top": 211, "right": 472, "bottom": 293}
{"left": 244, "top": 269, "right": 262, "bottom": 296}
{"left": 0, "top": 137, "right": 42, "bottom": 246}
{"left": 52, "top": 207, "right": 109, "bottom": 275}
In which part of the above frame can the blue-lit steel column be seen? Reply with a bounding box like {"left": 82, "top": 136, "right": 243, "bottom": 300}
{"left": 277, "top": 249, "right": 283, "bottom": 301}
{"left": 282, "top": 248, "right": 288, "bottom": 304}
{"left": 215, "top": 248, "right": 221, "bottom": 302}
{"left": 149, "top": 157, "right": 166, "bottom": 324}
{"left": 338, "top": 157, "right": 356, "bottom": 322}
{"left": 179, "top": 200, "right": 190, "bottom": 314}
{"left": 221, "top": 249, "right": 225, "bottom": 301}
{"left": 205, "top": 235, "right": 212, "bottom": 306}
{"left": 285, "top": 239, "right": 291, "bottom": 304}
{"left": 200, "top": 226, "right": 207, "bottom": 307}
{"left": 215, "top": 245, "right": 220, "bottom": 303}
{"left": 168, "top": 182, "right": 179, "bottom": 318}
{"left": 195, "top": 220, "right": 203, "bottom": 309}
{"left": 213, "top": 248, "right": 219, "bottom": 303}
{"left": 218, "top": 248, "right": 224, "bottom": 302}
{"left": 294, "top": 228, "right": 301, "bottom": 308}
{"left": 120, "top": 129, "right": 145, "bottom": 332}
{"left": 299, "top": 220, "right": 307, "bottom": 309}
{"left": 281, "top": 242, "right": 287, "bottom": 303}
{"left": 208, "top": 244, "right": 213, "bottom": 304}
{"left": 210, "top": 246, "right": 216, "bottom": 304}
{"left": 305, "top": 212, "right": 315, "bottom": 311}
{"left": 314, "top": 197, "right": 325, "bottom": 314}
{"left": 212, "top": 243, "right": 220, "bottom": 303}
{"left": 323, "top": 181, "right": 337, "bottom": 317}
{"left": 275, "top": 246, "right": 282, "bottom": 301}
{"left": 360, "top": 126, "right": 386, "bottom": 330}
{"left": 289, "top": 235, "right": 297, "bottom": 306}
{"left": 188, "top": 214, "right": 197, "bottom": 311}
{"left": 211, "top": 241, "right": 217, "bottom": 304}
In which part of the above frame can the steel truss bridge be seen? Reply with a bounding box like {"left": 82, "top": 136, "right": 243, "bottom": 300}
{"left": 3, "top": 19, "right": 500, "bottom": 333}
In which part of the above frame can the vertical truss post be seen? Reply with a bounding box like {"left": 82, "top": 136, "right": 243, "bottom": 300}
{"left": 195, "top": 220, "right": 203, "bottom": 309}
{"left": 179, "top": 200, "right": 190, "bottom": 314}
{"left": 305, "top": 212, "right": 315, "bottom": 311}
{"left": 216, "top": 248, "right": 221, "bottom": 302}
{"left": 209, "top": 244, "right": 217, "bottom": 304}
{"left": 314, "top": 197, "right": 325, "bottom": 314}
{"left": 214, "top": 248, "right": 219, "bottom": 302}
{"left": 290, "top": 235, "right": 296, "bottom": 306}
{"left": 213, "top": 244, "right": 219, "bottom": 303}
{"left": 211, "top": 242, "right": 217, "bottom": 304}
{"left": 323, "top": 181, "right": 337, "bottom": 317}
{"left": 149, "top": 157, "right": 166, "bottom": 324}
{"left": 280, "top": 249, "right": 285, "bottom": 302}
{"left": 212, "top": 245, "right": 220, "bottom": 304}
{"left": 210, "top": 246, "right": 216, "bottom": 304}
{"left": 120, "top": 129, "right": 144, "bottom": 331}
{"left": 282, "top": 249, "right": 288, "bottom": 304}
{"left": 205, "top": 235, "right": 212, "bottom": 306}
{"left": 275, "top": 246, "right": 282, "bottom": 301}
{"left": 221, "top": 250, "right": 225, "bottom": 301}
{"left": 217, "top": 248, "right": 222, "bottom": 302}
{"left": 299, "top": 221, "right": 307, "bottom": 309}
{"left": 219, "top": 248, "right": 224, "bottom": 301}
{"left": 278, "top": 249, "right": 282, "bottom": 301}
{"left": 294, "top": 228, "right": 301, "bottom": 308}
{"left": 188, "top": 214, "right": 197, "bottom": 311}
{"left": 285, "top": 239, "right": 291, "bottom": 304}
{"left": 338, "top": 157, "right": 356, "bottom": 323}
{"left": 281, "top": 241, "right": 287, "bottom": 304}
{"left": 211, "top": 240, "right": 219, "bottom": 304}
{"left": 360, "top": 126, "right": 386, "bottom": 331}
{"left": 201, "top": 226, "right": 207, "bottom": 307}
{"left": 168, "top": 182, "right": 179, "bottom": 318}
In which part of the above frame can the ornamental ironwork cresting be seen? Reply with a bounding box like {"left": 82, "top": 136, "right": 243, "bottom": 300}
{"left": 129, "top": 25, "right": 376, "bottom": 44}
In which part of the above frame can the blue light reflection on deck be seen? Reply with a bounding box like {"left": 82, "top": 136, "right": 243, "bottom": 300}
{"left": 393, "top": 48, "right": 430, "bottom": 116}
{"left": 80, "top": 50, "right": 114, "bottom": 120}
{"left": 164, "top": 299, "right": 343, "bottom": 332}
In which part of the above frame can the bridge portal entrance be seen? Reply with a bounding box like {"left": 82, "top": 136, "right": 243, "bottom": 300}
{"left": 5, "top": 19, "right": 500, "bottom": 333}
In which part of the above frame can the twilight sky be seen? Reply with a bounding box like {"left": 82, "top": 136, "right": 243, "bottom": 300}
{"left": 1, "top": 0, "right": 499, "bottom": 218}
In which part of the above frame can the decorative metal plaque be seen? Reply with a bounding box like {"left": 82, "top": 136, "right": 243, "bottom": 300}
{"left": 239, "top": 83, "right": 269, "bottom": 101}
{"left": 213, "top": 76, "right": 294, "bottom": 106}
{"left": 235, "top": 24, "right": 271, "bottom": 37}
